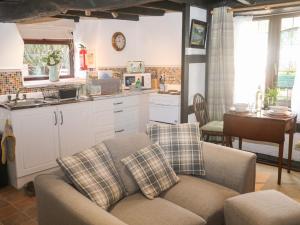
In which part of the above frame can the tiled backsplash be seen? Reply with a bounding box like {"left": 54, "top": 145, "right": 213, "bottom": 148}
{"left": 0, "top": 66, "right": 181, "bottom": 95}
{"left": 0, "top": 71, "right": 23, "bottom": 95}
{"left": 99, "top": 66, "right": 181, "bottom": 84}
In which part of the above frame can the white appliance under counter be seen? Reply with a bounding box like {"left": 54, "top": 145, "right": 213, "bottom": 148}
{"left": 149, "top": 93, "right": 181, "bottom": 124}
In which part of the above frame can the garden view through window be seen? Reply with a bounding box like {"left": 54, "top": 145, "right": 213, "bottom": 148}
{"left": 277, "top": 16, "right": 300, "bottom": 105}
{"left": 23, "top": 40, "right": 73, "bottom": 81}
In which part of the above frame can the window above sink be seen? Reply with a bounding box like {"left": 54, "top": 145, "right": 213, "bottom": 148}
{"left": 23, "top": 39, "right": 74, "bottom": 81}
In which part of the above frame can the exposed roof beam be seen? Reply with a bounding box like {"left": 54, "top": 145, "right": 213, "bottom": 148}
{"left": 141, "top": 0, "right": 183, "bottom": 11}
{"left": 113, "top": 6, "right": 165, "bottom": 16}
{"left": 0, "top": 0, "right": 157, "bottom": 22}
{"left": 63, "top": 10, "right": 139, "bottom": 21}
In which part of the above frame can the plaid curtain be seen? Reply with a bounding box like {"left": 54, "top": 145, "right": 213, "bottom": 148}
{"left": 208, "top": 7, "right": 235, "bottom": 121}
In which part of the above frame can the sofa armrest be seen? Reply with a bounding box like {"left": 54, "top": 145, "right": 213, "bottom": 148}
{"left": 202, "top": 142, "right": 256, "bottom": 194}
{"left": 34, "top": 174, "right": 127, "bottom": 225}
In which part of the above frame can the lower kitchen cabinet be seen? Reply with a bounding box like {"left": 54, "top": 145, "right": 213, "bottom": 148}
{"left": 11, "top": 106, "right": 60, "bottom": 179}
{"left": 58, "top": 102, "right": 93, "bottom": 157}
{"left": 8, "top": 102, "right": 94, "bottom": 188}
{"left": 4, "top": 92, "right": 151, "bottom": 188}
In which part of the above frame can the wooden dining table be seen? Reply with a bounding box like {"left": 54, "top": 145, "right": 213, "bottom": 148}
{"left": 223, "top": 110, "right": 297, "bottom": 185}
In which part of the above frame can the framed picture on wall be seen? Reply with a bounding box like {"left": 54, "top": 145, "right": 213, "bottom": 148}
{"left": 189, "top": 19, "right": 207, "bottom": 49}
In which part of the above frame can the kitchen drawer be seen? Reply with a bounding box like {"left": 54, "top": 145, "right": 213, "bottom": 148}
{"left": 93, "top": 99, "right": 113, "bottom": 113}
{"left": 114, "top": 106, "right": 139, "bottom": 124}
{"left": 113, "top": 96, "right": 139, "bottom": 110}
{"left": 95, "top": 126, "right": 115, "bottom": 144}
{"left": 114, "top": 123, "right": 139, "bottom": 136}
{"left": 93, "top": 110, "right": 114, "bottom": 128}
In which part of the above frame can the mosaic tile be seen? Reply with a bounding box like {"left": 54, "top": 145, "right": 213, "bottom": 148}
{"left": 0, "top": 66, "right": 182, "bottom": 95}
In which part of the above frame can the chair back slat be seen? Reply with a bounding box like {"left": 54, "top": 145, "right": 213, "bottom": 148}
{"left": 193, "top": 93, "right": 209, "bottom": 127}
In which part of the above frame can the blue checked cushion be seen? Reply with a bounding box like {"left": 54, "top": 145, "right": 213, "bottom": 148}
{"left": 57, "top": 143, "right": 125, "bottom": 210}
{"left": 147, "top": 123, "right": 205, "bottom": 176}
{"left": 121, "top": 143, "right": 179, "bottom": 200}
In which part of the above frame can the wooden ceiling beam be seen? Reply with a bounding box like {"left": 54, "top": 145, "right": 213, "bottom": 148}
{"left": 0, "top": 0, "right": 157, "bottom": 22}
{"left": 113, "top": 6, "right": 165, "bottom": 16}
{"left": 141, "top": 0, "right": 183, "bottom": 11}
{"left": 63, "top": 10, "right": 139, "bottom": 21}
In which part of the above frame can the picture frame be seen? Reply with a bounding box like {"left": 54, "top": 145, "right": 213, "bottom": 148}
{"left": 189, "top": 19, "right": 207, "bottom": 49}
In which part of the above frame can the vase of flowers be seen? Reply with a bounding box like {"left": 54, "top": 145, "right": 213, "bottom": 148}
{"left": 43, "top": 50, "right": 62, "bottom": 82}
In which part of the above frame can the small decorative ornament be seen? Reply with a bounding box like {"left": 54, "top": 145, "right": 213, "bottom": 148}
{"left": 43, "top": 50, "right": 62, "bottom": 82}
{"left": 112, "top": 32, "right": 126, "bottom": 51}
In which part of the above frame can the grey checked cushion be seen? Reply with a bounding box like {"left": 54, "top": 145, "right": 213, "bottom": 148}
{"left": 147, "top": 123, "right": 205, "bottom": 176}
{"left": 121, "top": 143, "right": 179, "bottom": 200}
{"left": 57, "top": 143, "right": 125, "bottom": 210}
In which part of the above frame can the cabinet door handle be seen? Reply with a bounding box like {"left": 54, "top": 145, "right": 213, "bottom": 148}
{"left": 114, "top": 110, "right": 123, "bottom": 113}
{"left": 115, "top": 129, "right": 125, "bottom": 133}
{"left": 54, "top": 111, "right": 58, "bottom": 126}
{"left": 60, "top": 111, "right": 64, "bottom": 125}
{"left": 114, "top": 102, "right": 123, "bottom": 105}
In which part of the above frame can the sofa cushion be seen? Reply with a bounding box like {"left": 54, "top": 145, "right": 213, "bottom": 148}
{"left": 57, "top": 143, "right": 125, "bottom": 210}
{"left": 147, "top": 123, "right": 205, "bottom": 176}
{"left": 121, "top": 143, "right": 179, "bottom": 199}
{"left": 161, "top": 175, "right": 239, "bottom": 225}
{"left": 110, "top": 193, "right": 206, "bottom": 225}
{"left": 103, "top": 133, "right": 152, "bottom": 195}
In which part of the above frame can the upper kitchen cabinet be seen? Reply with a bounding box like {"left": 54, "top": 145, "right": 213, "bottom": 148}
{"left": 0, "top": 23, "right": 24, "bottom": 70}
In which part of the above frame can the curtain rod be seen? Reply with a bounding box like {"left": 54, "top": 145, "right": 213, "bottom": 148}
{"left": 211, "top": 1, "right": 300, "bottom": 14}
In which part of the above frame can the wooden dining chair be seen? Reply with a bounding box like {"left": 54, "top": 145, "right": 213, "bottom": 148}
{"left": 193, "top": 93, "right": 224, "bottom": 144}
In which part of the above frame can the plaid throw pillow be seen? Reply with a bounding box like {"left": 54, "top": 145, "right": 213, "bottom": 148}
{"left": 147, "top": 123, "right": 205, "bottom": 176}
{"left": 57, "top": 143, "right": 125, "bottom": 210}
{"left": 121, "top": 143, "right": 179, "bottom": 200}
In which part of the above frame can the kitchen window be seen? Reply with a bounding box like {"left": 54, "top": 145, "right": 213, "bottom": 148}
{"left": 23, "top": 39, "right": 74, "bottom": 81}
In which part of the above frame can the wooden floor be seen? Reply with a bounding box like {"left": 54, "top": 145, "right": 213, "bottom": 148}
{"left": 0, "top": 163, "right": 299, "bottom": 225}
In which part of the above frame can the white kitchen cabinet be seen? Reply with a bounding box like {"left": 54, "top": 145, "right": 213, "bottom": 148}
{"left": 58, "top": 102, "right": 93, "bottom": 157}
{"left": 5, "top": 92, "right": 152, "bottom": 189}
{"left": 139, "top": 93, "right": 150, "bottom": 132}
{"left": 113, "top": 96, "right": 140, "bottom": 136}
{"left": 9, "top": 102, "right": 94, "bottom": 188}
{"left": 11, "top": 106, "right": 60, "bottom": 178}
{"left": 92, "top": 99, "right": 115, "bottom": 144}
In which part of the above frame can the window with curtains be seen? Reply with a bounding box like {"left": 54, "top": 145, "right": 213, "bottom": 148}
{"left": 277, "top": 17, "right": 300, "bottom": 105}
{"left": 234, "top": 13, "right": 300, "bottom": 120}
{"left": 234, "top": 17, "right": 269, "bottom": 105}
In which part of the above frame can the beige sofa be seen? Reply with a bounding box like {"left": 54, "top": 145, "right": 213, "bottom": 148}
{"left": 35, "top": 133, "right": 256, "bottom": 225}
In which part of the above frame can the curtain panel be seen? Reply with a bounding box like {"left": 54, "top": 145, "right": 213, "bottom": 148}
{"left": 208, "top": 7, "right": 235, "bottom": 121}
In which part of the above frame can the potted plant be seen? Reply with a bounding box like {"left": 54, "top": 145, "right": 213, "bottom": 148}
{"left": 43, "top": 50, "right": 62, "bottom": 82}
{"left": 264, "top": 87, "right": 279, "bottom": 108}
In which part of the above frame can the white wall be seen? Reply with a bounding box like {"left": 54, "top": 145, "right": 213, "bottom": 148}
{"left": 0, "top": 23, "right": 24, "bottom": 70}
{"left": 74, "top": 13, "right": 182, "bottom": 68}
{"left": 0, "top": 14, "right": 182, "bottom": 71}
{"left": 137, "top": 13, "right": 182, "bottom": 66}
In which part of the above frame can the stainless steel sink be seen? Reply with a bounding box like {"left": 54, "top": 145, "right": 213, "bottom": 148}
{"left": 2, "top": 99, "right": 48, "bottom": 110}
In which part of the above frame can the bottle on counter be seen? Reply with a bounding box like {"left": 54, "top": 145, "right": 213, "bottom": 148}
{"left": 159, "top": 75, "right": 165, "bottom": 92}
{"left": 135, "top": 78, "right": 141, "bottom": 89}
{"left": 255, "top": 85, "right": 263, "bottom": 112}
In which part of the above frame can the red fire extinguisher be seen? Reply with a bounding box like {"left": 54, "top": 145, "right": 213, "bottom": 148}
{"left": 79, "top": 44, "right": 88, "bottom": 70}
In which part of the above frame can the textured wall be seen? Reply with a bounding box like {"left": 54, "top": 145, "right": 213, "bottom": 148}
{"left": 0, "top": 66, "right": 181, "bottom": 95}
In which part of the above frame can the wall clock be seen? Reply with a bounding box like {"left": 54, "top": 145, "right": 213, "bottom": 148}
{"left": 112, "top": 32, "right": 126, "bottom": 51}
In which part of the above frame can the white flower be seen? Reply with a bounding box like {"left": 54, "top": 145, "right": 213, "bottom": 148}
{"left": 49, "top": 57, "right": 55, "bottom": 65}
